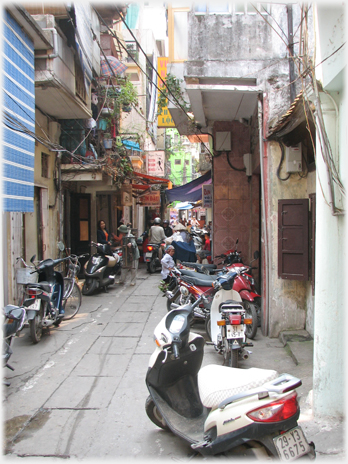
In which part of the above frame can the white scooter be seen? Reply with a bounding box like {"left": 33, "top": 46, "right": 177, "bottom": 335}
{"left": 205, "top": 270, "right": 252, "bottom": 368}
{"left": 145, "top": 292, "right": 316, "bottom": 459}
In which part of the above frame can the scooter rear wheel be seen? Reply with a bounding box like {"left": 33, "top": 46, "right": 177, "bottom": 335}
{"left": 145, "top": 396, "right": 169, "bottom": 430}
{"left": 149, "top": 260, "right": 157, "bottom": 274}
{"left": 29, "top": 304, "right": 44, "bottom": 344}
{"left": 243, "top": 301, "right": 258, "bottom": 340}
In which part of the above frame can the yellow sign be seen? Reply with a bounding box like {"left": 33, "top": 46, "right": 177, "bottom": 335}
{"left": 157, "top": 57, "right": 175, "bottom": 128}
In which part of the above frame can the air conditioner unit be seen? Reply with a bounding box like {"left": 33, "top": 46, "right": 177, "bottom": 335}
{"left": 285, "top": 143, "right": 302, "bottom": 173}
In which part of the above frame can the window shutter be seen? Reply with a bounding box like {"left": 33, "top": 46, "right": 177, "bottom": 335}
{"left": 278, "top": 199, "right": 309, "bottom": 280}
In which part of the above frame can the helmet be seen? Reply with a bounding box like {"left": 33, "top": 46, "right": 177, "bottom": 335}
{"left": 154, "top": 217, "right": 161, "bottom": 224}
{"left": 118, "top": 225, "right": 128, "bottom": 234}
{"left": 163, "top": 219, "right": 169, "bottom": 225}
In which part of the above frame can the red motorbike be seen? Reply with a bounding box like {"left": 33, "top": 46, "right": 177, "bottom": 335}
{"left": 174, "top": 249, "right": 261, "bottom": 339}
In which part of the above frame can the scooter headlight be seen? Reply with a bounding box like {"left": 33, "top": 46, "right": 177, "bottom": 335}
{"left": 92, "top": 256, "right": 103, "bottom": 265}
{"left": 169, "top": 314, "right": 186, "bottom": 333}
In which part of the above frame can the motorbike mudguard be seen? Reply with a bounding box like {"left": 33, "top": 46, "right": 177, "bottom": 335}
{"left": 27, "top": 309, "right": 40, "bottom": 321}
{"left": 239, "top": 290, "right": 254, "bottom": 301}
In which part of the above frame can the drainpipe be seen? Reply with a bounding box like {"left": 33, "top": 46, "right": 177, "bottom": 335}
{"left": 57, "top": 151, "right": 63, "bottom": 257}
{"left": 287, "top": 4, "right": 296, "bottom": 104}
{"left": 36, "top": 28, "right": 59, "bottom": 59}
{"left": 258, "top": 96, "right": 269, "bottom": 336}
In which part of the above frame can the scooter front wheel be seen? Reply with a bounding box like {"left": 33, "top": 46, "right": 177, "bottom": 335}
{"left": 82, "top": 278, "right": 98, "bottom": 296}
{"left": 145, "top": 396, "right": 169, "bottom": 430}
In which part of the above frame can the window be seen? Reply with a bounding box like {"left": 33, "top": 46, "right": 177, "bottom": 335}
{"left": 41, "top": 153, "right": 49, "bottom": 178}
{"left": 185, "top": 160, "right": 190, "bottom": 165}
{"left": 234, "top": 3, "right": 269, "bottom": 15}
{"left": 175, "top": 159, "right": 181, "bottom": 165}
{"left": 194, "top": 4, "right": 230, "bottom": 14}
{"left": 278, "top": 199, "right": 309, "bottom": 281}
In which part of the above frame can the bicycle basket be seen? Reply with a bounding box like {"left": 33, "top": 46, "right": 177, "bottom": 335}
{"left": 16, "top": 267, "right": 38, "bottom": 285}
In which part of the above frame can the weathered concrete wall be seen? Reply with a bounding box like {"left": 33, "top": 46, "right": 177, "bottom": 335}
{"left": 186, "top": 5, "right": 308, "bottom": 121}
{"left": 267, "top": 142, "right": 313, "bottom": 337}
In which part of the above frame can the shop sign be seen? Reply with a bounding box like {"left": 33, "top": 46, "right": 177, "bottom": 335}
{"left": 121, "top": 185, "right": 133, "bottom": 206}
{"left": 139, "top": 191, "right": 161, "bottom": 207}
{"left": 157, "top": 57, "right": 175, "bottom": 128}
{"left": 147, "top": 151, "right": 165, "bottom": 176}
{"left": 202, "top": 184, "right": 213, "bottom": 208}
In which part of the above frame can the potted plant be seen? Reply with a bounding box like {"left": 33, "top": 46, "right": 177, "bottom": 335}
{"left": 103, "top": 132, "right": 113, "bottom": 149}
{"left": 117, "top": 80, "right": 138, "bottom": 112}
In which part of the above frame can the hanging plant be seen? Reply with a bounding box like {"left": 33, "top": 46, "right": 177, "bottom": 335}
{"left": 157, "top": 73, "right": 190, "bottom": 116}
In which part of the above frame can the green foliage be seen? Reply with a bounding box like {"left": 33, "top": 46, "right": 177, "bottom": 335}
{"left": 157, "top": 74, "right": 190, "bottom": 115}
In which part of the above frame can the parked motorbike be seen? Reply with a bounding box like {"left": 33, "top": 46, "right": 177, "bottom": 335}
{"left": 82, "top": 242, "right": 122, "bottom": 295}
{"left": 145, "top": 294, "right": 316, "bottom": 459}
{"left": 2, "top": 304, "right": 26, "bottom": 385}
{"left": 180, "top": 250, "right": 261, "bottom": 338}
{"left": 23, "top": 255, "right": 69, "bottom": 343}
{"left": 167, "top": 269, "right": 253, "bottom": 367}
{"left": 145, "top": 242, "right": 164, "bottom": 273}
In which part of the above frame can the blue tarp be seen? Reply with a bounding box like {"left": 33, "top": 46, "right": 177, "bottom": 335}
{"left": 165, "top": 170, "right": 211, "bottom": 203}
{"left": 173, "top": 240, "right": 197, "bottom": 263}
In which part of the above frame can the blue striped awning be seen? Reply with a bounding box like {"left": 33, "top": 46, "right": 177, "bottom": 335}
{"left": 2, "top": 10, "right": 35, "bottom": 212}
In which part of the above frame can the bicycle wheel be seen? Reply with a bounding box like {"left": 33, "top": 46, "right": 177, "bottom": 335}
{"left": 62, "top": 279, "right": 81, "bottom": 320}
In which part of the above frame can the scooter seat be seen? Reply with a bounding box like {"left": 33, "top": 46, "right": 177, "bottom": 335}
{"left": 180, "top": 269, "right": 216, "bottom": 280}
{"left": 198, "top": 364, "right": 279, "bottom": 409}
{"left": 182, "top": 275, "right": 215, "bottom": 287}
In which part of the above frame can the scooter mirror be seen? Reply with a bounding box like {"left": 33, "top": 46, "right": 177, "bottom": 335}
{"left": 30, "top": 255, "right": 36, "bottom": 264}
{"left": 254, "top": 250, "right": 260, "bottom": 260}
{"left": 57, "top": 241, "right": 65, "bottom": 252}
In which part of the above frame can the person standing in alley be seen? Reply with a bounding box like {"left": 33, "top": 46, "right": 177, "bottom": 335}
{"left": 159, "top": 245, "right": 175, "bottom": 291}
{"left": 116, "top": 224, "right": 139, "bottom": 286}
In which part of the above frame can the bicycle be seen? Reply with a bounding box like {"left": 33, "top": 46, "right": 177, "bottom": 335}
{"left": 62, "top": 254, "right": 88, "bottom": 320}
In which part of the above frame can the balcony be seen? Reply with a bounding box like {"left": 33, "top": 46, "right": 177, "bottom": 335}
{"left": 33, "top": 14, "right": 91, "bottom": 119}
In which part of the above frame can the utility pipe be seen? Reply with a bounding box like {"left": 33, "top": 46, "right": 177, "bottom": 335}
{"left": 36, "top": 28, "right": 59, "bottom": 59}
{"left": 258, "top": 96, "right": 269, "bottom": 335}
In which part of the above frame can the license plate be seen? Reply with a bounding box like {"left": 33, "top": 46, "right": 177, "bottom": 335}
{"left": 146, "top": 252, "right": 152, "bottom": 258}
{"left": 226, "top": 324, "right": 244, "bottom": 339}
{"left": 27, "top": 299, "right": 41, "bottom": 310}
{"left": 273, "top": 426, "right": 311, "bottom": 461}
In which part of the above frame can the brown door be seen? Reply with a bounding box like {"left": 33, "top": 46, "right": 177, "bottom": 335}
{"left": 278, "top": 199, "right": 309, "bottom": 281}
{"left": 70, "top": 193, "right": 91, "bottom": 257}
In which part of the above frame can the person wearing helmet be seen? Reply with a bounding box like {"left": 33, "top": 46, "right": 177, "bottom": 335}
{"left": 149, "top": 217, "right": 166, "bottom": 259}
{"left": 162, "top": 219, "right": 173, "bottom": 238}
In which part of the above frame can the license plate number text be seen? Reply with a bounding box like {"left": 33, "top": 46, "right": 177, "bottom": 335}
{"left": 273, "top": 426, "right": 311, "bottom": 461}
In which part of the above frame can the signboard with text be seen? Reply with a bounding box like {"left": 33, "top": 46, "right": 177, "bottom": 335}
{"left": 157, "top": 57, "right": 175, "bottom": 128}
{"left": 202, "top": 184, "right": 213, "bottom": 208}
{"left": 139, "top": 191, "right": 161, "bottom": 207}
{"left": 147, "top": 151, "right": 165, "bottom": 176}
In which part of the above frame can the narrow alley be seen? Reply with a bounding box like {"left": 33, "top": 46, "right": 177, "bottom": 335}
{"left": 4, "top": 264, "right": 343, "bottom": 460}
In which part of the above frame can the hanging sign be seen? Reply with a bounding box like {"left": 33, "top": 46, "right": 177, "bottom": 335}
{"left": 157, "top": 57, "right": 175, "bottom": 128}
{"left": 147, "top": 151, "right": 165, "bottom": 176}
{"left": 120, "top": 185, "right": 133, "bottom": 206}
{"left": 202, "top": 184, "right": 213, "bottom": 208}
